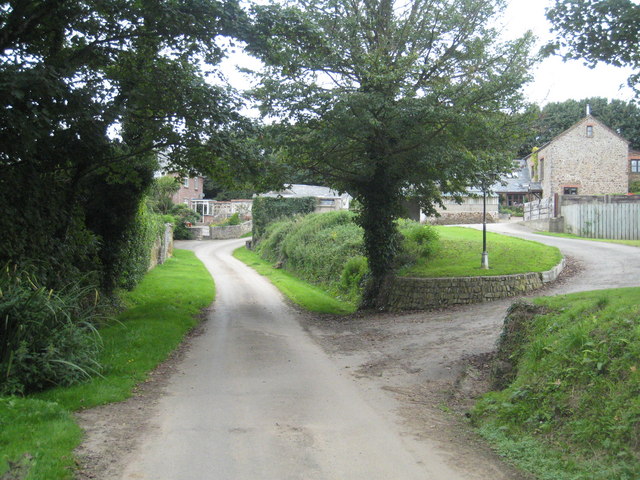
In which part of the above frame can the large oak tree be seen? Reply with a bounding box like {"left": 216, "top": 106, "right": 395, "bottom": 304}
{"left": 247, "top": 0, "right": 534, "bottom": 307}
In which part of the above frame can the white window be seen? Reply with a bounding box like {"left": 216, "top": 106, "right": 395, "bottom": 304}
{"left": 183, "top": 177, "right": 189, "bottom": 188}
{"left": 631, "top": 159, "right": 640, "bottom": 173}
{"left": 194, "top": 178, "right": 198, "bottom": 190}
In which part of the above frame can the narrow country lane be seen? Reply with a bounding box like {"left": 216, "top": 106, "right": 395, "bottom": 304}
{"left": 485, "top": 222, "right": 640, "bottom": 293}
{"left": 118, "top": 238, "right": 464, "bottom": 480}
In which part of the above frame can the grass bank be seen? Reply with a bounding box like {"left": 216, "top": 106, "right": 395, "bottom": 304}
{"left": 536, "top": 231, "right": 640, "bottom": 248}
{"left": 0, "top": 249, "right": 214, "bottom": 480}
{"left": 472, "top": 287, "right": 640, "bottom": 479}
{"left": 233, "top": 247, "right": 356, "bottom": 315}
{"left": 400, "top": 227, "right": 562, "bottom": 277}
{"left": 247, "top": 213, "right": 561, "bottom": 310}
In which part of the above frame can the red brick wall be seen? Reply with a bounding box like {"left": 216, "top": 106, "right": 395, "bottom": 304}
{"left": 171, "top": 175, "right": 205, "bottom": 204}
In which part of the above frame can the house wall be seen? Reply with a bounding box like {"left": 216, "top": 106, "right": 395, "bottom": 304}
{"left": 531, "top": 117, "right": 628, "bottom": 197}
{"left": 171, "top": 175, "right": 205, "bottom": 204}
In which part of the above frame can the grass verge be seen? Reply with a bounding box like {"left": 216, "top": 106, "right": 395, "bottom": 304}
{"left": 0, "top": 249, "right": 214, "bottom": 480}
{"left": 472, "top": 287, "right": 640, "bottom": 479}
{"left": 400, "top": 226, "right": 562, "bottom": 277}
{"left": 535, "top": 231, "right": 640, "bottom": 247}
{"left": 233, "top": 246, "right": 356, "bottom": 315}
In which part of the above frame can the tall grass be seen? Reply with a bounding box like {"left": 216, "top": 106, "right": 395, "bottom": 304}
{"left": 0, "top": 266, "right": 103, "bottom": 395}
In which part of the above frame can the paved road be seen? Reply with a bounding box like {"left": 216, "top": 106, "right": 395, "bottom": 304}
{"left": 119, "top": 238, "right": 462, "bottom": 480}
{"left": 485, "top": 222, "right": 640, "bottom": 294}
{"left": 118, "top": 228, "right": 640, "bottom": 479}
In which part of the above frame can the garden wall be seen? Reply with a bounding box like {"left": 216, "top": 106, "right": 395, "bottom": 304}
{"left": 209, "top": 221, "right": 252, "bottom": 239}
{"left": 380, "top": 258, "right": 565, "bottom": 310}
{"left": 149, "top": 223, "right": 174, "bottom": 270}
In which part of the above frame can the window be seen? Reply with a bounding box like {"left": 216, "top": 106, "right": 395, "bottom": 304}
{"left": 632, "top": 159, "right": 640, "bottom": 173}
{"left": 539, "top": 158, "right": 544, "bottom": 181}
{"left": 194, "top": 178, "right": 198, "bottom": 190}
{"left": 183, "top": 177, "right": 189, "bottom": 188}
{"left": 586, "top": 125, "right": 594, "bottom": 138}
{"left": 564, "top": 187, "right": 578, "bottom": 195}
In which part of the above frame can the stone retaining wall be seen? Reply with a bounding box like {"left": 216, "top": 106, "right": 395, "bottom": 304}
{"left": 380, "top": 258, "right": 564, "bottom": 310}
{"left": 209, "top": 221, "right": 252, "bottom": 239}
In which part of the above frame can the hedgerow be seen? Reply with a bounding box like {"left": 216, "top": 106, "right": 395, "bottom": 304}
{"left": 254, "top": 211, "right": 439, "bottom": 304}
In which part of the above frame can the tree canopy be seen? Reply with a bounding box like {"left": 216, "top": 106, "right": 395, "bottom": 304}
{"left": 247, "top": 0, "right": 534, "bottom": 306}
{"left": 518, "top": 97, "right": 640, "bottom": 156}
{"left": 545, "top": 0, "right": 640, "bottom": 94}
{"left": 0, "top": 0, "right": 259, "bottom": 291}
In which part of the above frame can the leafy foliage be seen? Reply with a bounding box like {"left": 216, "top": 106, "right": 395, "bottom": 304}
{"left": 0, "top": 266, "right": 103, "bottom": 395}
{"left": 0, "top": 0, "right": 258, "bottom": 294}
{"left": 247, "top": 0, "right": 534, "bottom": 305}
{"left": 255, "top": 211, "right": 366, "bottom": 303}
{"left": 147, "top": 176, "right": 181, "bottom": 215}
{"left": 545, "top": 0, "right": 640, "bottom": 94}
{"left": 252, "top": 196, "right": 317, "bottom": 239}
{"left": 518, "top": 97, "right": 640, "bottom": 156}
{"left": 168, "top": 204, "right": 202, "bottom": 240}
{"left": 473, "top": 288, "right": 640, "bottom": 479}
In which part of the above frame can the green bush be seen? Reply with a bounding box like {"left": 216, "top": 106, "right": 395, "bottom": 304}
{"left": 171, "top": 204, "right": 201, "bottom": 240}
{"left": 630, "top": 180, "right": 640, "bottom": 194}
{"left": 0, "top": 267, "right": 103, "bottom": 395}
{"left": 340, "top": 256, "right": 369, "bottom": 295}
{"left": 213, "top": 212, "right": 241, "bottom": 227}
{"left": 255, "top": 211, "right": 365, "bottom": 301}
{"left": 115, "top": 202, "right": 165, "bottom": 290}
{"left": 500, "top": 205, "right": 525, "bottom": 216}
{"left": 397, "top": 220, "right": 440, "bottom": 259}
{"left": 252, "top": 196, "right": 317, "bottom": 239}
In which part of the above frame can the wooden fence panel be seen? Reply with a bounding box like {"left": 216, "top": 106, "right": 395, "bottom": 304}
{"left": 562, "top": 204, "right": 640, "bottom": 240}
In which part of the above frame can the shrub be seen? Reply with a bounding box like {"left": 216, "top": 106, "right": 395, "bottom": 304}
{"left": 171, "top": 204, "right": 201, "bottom": 240}
{"left": 0, "top": 266, "right": 103, "bottom": 395}
{"left": 255, "top": 211, "right": 365, "bottom": 301}
{"left": 397, "top": 219, "right": 440, "bottom": 265}
{"left": 115, "top": 202, "right": 165, "bottom": 290}
{"left": 340, "top": 256, "right": 369, "bottom": 295}
{"left": 630, "top": 180, "right": 640, "bottom": 194}
{"left": 252, "top": 196, "right": 317, "bottom": 239}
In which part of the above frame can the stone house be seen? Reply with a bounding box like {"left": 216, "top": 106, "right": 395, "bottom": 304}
{"left": 524, "top": 115, "right": 629, "bottom": 198}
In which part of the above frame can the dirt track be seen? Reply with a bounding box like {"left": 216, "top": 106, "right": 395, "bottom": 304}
{"left": 75, "top": 225, "right": 640, "bottom": 479}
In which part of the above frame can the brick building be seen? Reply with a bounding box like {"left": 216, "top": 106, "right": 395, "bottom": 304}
{"left": 170, "top": 175, "right": 206, "bottom": 205}
{"left": 524, "top": 115, "right": 630, "bottom": 198}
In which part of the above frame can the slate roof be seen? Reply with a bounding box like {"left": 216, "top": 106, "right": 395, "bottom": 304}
{"left": 492, "top": 160, "right": 542, "bottom": 194}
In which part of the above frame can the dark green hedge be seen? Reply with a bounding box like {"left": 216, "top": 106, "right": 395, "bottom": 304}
{"left": 252, "top": 196, "right": 317, "bottom": 239}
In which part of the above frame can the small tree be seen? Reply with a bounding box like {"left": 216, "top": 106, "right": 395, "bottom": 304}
{"left": 148, "top": 176, "right": 181, "bottom": 215}
{"left": 248, "top": 0, "right": 534, "bottom": 307}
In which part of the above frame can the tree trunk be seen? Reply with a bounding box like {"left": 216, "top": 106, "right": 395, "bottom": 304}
{"left": 357, "top": 167, "right": 401, "bottom": 310}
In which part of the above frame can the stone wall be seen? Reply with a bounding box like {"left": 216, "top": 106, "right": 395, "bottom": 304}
{"left": 148, "top": 223, "right": 174, "bottom": 270}
{"left": 427, "top": 211, "right": 499, "bottom": 225}
{"left": 209, "top": 221, "right": 252, "bottom": 239}
{"left": 379, "top": 258, "right": 564, "bottom": 310}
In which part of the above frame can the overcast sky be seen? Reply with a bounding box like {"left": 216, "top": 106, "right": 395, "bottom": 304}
{"left": 220, "top": 0, "right": 636, "bottom": 109}
{"left": 502, "top": 0, "right": 635, "bottom": 105}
